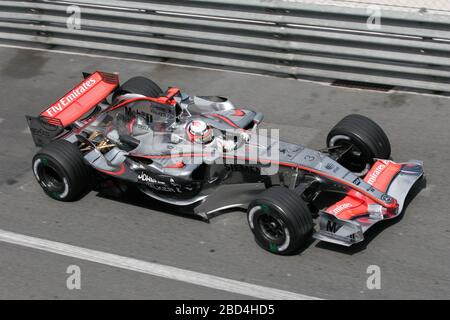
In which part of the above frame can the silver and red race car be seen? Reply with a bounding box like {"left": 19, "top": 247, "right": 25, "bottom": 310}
{"left": 26, "top": 71, "right": 424, "bottom": 255}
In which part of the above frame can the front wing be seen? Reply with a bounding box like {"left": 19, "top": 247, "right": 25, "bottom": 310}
{"left": 313, "top": 160, "right": 424, "bottom": 246}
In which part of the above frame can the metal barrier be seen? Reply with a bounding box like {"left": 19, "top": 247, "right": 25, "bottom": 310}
{"left": 1, "top": 0, "right": 450, "bottom": 93}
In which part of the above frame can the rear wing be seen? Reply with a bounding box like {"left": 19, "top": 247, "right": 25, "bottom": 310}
{"left": 26, "top": 71, "right": 119, "bottom": 147}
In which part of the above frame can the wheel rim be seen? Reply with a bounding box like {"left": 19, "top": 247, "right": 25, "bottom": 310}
{"left": 35, "top": 159, "right": 65, "bottom": 195}
{"left": 40, "top": 165, "right": 64, "bottom": 192}
{"left": 257, "top": 214, "right": 286, "bottom": 243}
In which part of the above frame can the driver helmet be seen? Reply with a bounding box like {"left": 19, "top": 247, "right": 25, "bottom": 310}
{"left": 187, "top": 120, "right": 213, "bottom": 143}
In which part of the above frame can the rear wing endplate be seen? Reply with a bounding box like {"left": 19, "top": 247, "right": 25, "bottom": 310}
{"left": 26, "top": 115, "right": 64, "bottom": 147}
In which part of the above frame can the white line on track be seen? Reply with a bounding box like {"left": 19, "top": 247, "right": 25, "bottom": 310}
{"left": 0, "top": 228, "right": 321, "bottom": 300}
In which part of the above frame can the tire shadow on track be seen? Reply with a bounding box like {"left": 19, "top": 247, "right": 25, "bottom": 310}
{"left": 94, "top": 186, "right": 211, "bottom": 223}
{"left": 94, "top": 185, "right": 317, "bottom": 256}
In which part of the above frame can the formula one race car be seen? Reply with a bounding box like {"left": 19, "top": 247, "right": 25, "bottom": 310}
{"left": 26, "top": 71, "right": 424, "bottom": 255}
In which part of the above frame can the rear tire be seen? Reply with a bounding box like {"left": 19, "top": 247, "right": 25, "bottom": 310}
{"left": 32, "top": 140, "right": 91, "bottom": 201}
{"left": 327, "top": 114, "right": 391, "bottom": 174}
{"left": 247, "top": 186, "right": 313, "bottom": 255}
{"left": 114, "top": 76, "right": 163, "bottom": 99}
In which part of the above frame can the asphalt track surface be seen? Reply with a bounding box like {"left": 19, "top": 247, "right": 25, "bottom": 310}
{"left": 0, "top": 46, "right": 449, "bottom": 300}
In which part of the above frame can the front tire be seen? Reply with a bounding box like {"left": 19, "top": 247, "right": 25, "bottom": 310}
{"left": 32, "top": 140, "right": 91, "bottom": 201}
{"left": 327, "top": 114, "right": 391, "bottom": 175}
{"left": 247, "top": 186, "right": 313, "bottom": 255}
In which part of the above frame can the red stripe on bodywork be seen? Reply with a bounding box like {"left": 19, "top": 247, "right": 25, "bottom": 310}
{"left": 233, "top": 109, "right": 245, "bottom": 117}
{"left": 95, "top": 163, "right": 126, "bottom": 176}
{"left": 127, "top": 118, "right": 137, "bottom": 134}
{"left": 164, "top": 161, "right": 186, "bottom": 169}
{"left": 208, "top": 114, "right": 239, "bottom": 128}
{"left": 108, "top": 88, "right": 180, "bottom": 112}
{"left": 131, "top": 152, "right": 397, "bottom": 209}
